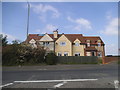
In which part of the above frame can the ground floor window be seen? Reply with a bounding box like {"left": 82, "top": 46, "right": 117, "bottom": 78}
{"left": 98, "top": 52, "right": 102, "bottom": 57}
{"left": 75, "top": 53, "right": 80, "bottom": 56}
{"left": 86, "top": 52, "right": 91, "bottom": 56}
{"left": 64, "top": 52, "right": 68, "bottom": 56}
{"left": 58, "top": 52, "right": 62, "bottom": 56}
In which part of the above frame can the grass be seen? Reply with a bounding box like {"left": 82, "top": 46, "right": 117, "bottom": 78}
{"left": 2, "top": 63, "right": 47, "bottom": 67}
{"left": 117, "top": 60, "right": 120, "bottom": 64}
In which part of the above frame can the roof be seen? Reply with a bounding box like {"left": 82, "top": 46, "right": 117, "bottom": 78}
{"left": 85, "top": 47, "right": 97, "bottom": 51}
{"left": 83, "top": 36, "right": 104, "bottom": 44}
{"left": 25, "top": 33, "right": 104, "bottom": 45}
{"left": 64, "top": 34, "right": 85, "bottom": 43}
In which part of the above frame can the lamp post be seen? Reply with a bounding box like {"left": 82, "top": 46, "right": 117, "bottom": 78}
{"left": 26, "top": 1, "right": 30, "bottom": 43}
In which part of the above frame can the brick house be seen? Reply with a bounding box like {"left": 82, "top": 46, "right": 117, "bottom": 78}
{"left": 25, "top": 30, "right": 105, "bottom": 57}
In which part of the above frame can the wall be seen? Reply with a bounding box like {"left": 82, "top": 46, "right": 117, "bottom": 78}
{"left": 103, "top": 56, "right": 119, "bottom": 64}
{"left": 72, "top": 39, "right": 85, "bottom": 56}
{"left": 39, "top": 41, "right": 54, "bottom": 51}
{"left": 55, "top": 35, "right": 72, "bottom": 56}
{"left": 95, "top": 45, "right": 105, "bottom": 57}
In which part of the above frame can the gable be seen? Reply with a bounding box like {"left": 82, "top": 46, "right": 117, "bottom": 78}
{"left": 73, "top": 38, "right": 81, "bottom": 43}
{"left": 55, "top": 34, "right": 71, "bottom": 43}
{"left": 39, "top": 34, "right": 54, "bottom": 41}
{"left": 29, "top": 39, "right": 36, "bottom": 44}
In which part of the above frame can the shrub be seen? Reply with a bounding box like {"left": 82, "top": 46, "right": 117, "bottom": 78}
{"left": 2, "top": 44, "right": 46, "bottom": 66}
{"left": 98, "top": 57, "right": 103, "bottom": 64}
{"left": 45, "top": 52, "right": 57, "bottom": 65}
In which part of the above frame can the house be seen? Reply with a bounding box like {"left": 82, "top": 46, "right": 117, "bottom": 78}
{"left": 25, "top": 30, "right": 105, "bottom": 57}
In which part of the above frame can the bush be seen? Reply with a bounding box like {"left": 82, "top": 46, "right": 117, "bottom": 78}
{"left": 98, "top": 57, "right": 103, "bottom": 64}
{"left": 2, "top": 44, "right": 46, "bottom": 66}
{"left": 45, "top": 52, "right": 57, "bottom": 65}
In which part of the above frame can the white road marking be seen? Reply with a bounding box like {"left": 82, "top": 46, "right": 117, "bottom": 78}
{"left": 54, "top": 81, "right": 67, "bottom": 88}
{"left": 114, "top": 80, "right": 119, "bottom": 89}
{"left": 0, "top": 83, "right": 13, "bottom": 88}
{"left": 14, "top": 79, "right": 98, "bottom": 83}
{"left": 37, "top": 69, "right": 47, "bottom": 70}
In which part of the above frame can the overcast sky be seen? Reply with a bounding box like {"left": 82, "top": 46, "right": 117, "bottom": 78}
{"left": 2, "top": 2, "right": 118, "bottom": 55}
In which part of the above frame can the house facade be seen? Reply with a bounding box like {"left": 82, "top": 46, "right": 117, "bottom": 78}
{"left": 25, "top": 30, "right": 105, "bottom": 57}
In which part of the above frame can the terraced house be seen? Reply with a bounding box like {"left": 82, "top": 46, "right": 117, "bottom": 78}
{"left": 25, "top": 30, "right": 105, "bottom": 57}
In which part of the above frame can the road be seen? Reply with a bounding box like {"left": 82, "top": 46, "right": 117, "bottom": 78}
{"left": 1, "top": 62, "right": 119, "bottom": 89}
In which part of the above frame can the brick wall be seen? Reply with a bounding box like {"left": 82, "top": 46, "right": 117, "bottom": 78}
{"left": 103, "top": 56, "right": 119, "bottom": 64}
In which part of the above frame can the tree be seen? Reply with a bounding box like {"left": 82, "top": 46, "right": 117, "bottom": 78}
{"left": 0, "top": 34, "right": 8, "bottom": 46}
{"left": 12, "top": 40, "right": 21, "bottom": 44}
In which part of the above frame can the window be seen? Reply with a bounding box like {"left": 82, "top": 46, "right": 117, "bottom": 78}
{"left": 75, "top": 53, "right": 80, "bottom": 56}
{"left": 98, "top": 43, "right": 101, "bottom": 47}
{"left": 64, "top": 52, "right": 68, "bottom": 56}
{"left": 43, "top": 42, "right": 49, "bottom": 46}
{"left": 87, "top": 43, "right": 90, "bottom": 47}
{"left": 60, "top": 42, "right": 66, "bottom": 46}
{"left": 86, "top": 52, "right": 91, "bottom": 56}
{"left": 75, "top": 42, "right": 79, "bottom": 46}
{"left": 58, "top": 52, "right": 62, "bottom": 56}
{"left": 92, "top": 52, "right": 95, "bottom": 56}
{"left": 98, "top": 52, "right": 102, "bottom": 57}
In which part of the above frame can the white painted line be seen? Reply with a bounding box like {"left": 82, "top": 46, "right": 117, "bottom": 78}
{"left": 14, "top": 79, "right": 98, "bottom": 83}
{"left": 54, "top": 81, "right": 67, "bottom": 88}
{"left": 37, "top": 69, "right": 47, "bottom": 70}
{"left": 0, "top": 83, "right": 13, "bottom": 88}
{"left": 114, "top": 80, "right": 119, "bottom": 89}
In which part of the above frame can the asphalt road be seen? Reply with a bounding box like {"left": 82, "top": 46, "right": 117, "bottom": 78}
{"left": 1, "top": 62, "right": 119, "bottom": 89}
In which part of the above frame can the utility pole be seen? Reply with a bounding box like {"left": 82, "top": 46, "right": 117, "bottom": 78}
{"left": 26, "top": 1, "right": 30, "bottom": 43}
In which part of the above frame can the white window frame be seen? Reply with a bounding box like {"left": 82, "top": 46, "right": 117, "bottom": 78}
{"left": 43, "top": 42, "right": 49, "bottom": 46}
{"left": 86, "top": 52, "right": 91, "bottom": 56}
{"left": 98, "top": 43, "right": 101, "bottom": 47}
{"left": 58, "top": 52, "right": 62, "bottom": 56}
{"left": 87, "top": 43, "right": 90, "bottom": 47}
{"left": 60, "top": 42, "right": 66, "bottom": 46}
{"left": 75, "top": 42, "right": 79, "bottom": 46}
{"left": 64, "top": 52, "right": 68, "bottom": 56}
{"left": 98, "top": 52, "right": 102, "bottom": 57}
{"left": 75, "top": 53, "right": 80, "bottom": 56}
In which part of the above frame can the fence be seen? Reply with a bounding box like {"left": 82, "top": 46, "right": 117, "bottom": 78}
{"left": 56, "top": 56, "right": 98, "bottom": 64}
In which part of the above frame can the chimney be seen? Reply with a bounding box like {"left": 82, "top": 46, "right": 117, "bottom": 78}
{"left": 53, "top": 29, "right": 58, "bottom": 38}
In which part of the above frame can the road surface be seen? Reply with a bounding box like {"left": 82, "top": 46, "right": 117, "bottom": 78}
{"left": 1, "top": 62, "right": 119, "bottom": 89}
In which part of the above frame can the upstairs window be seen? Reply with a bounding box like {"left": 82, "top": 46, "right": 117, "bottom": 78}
{"left": 98, "top": 43, "right": 101, "bottom": 47}
{"left": 75, "top": 42, "right": 79, "bottom": 46}
{"left": 60, "top": 42, "right": 66, "bottom": 46}
{"left": 43, "top": 42, "right": 49, "bottom": 46}
{"left": 87, "top": 43, "right": 90, "bottom": 47}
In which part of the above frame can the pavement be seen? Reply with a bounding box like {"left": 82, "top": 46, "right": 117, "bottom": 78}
{"left": 1, "top": 62, "right": 119, "bottom": 89}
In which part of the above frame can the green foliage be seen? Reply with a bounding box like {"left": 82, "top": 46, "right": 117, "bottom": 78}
{"left": 45, "top": 52, "right": 57, "bottom": 65}
{"left": 0, "top": 34, "right": 8, "bottom": 46}
{"left": 98, "top": 57, "right": 103, "bottom": 64}
{"left": 12, "top": 40, "right": 21, "bottom": 44}
{"left": 2, "top": 44, "right": 46, "bottom": 66}
{"left": 118, "top": 60, "right": 120, "bottom": 64}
